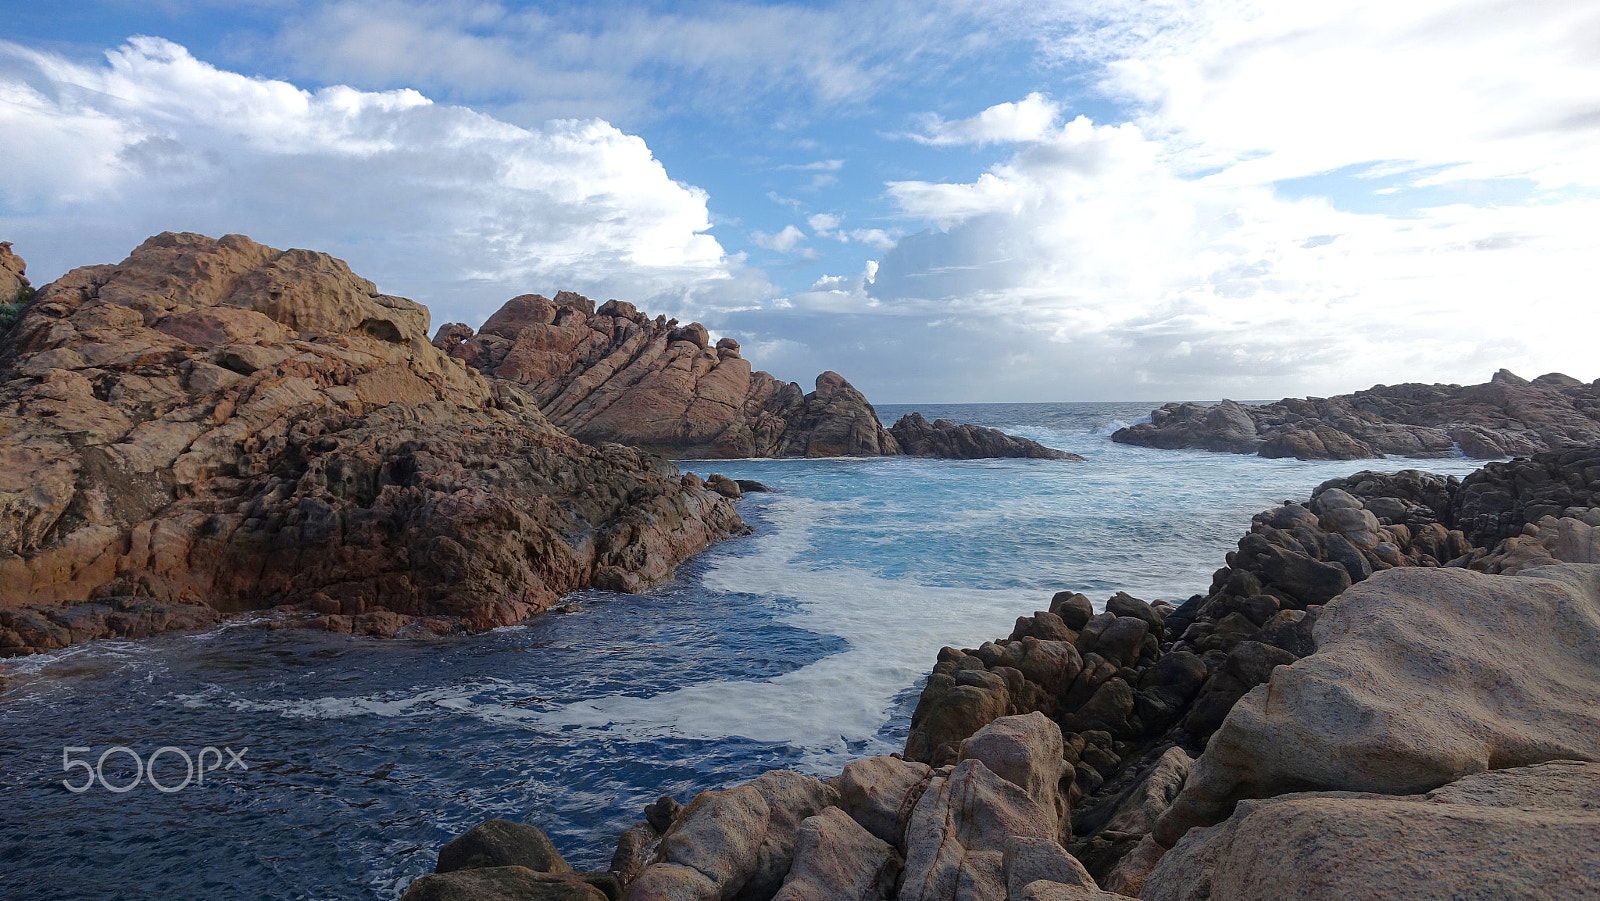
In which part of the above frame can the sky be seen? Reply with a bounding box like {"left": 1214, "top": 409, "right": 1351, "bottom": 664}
{"left": 1, "top": 0, "right": 1597, "bottom": 402}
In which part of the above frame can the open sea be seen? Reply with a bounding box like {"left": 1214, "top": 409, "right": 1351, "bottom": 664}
{"left": 0, "top": 402, "right": 1492, "bottom": 900}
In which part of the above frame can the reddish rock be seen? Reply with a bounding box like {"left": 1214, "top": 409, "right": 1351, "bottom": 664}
{"left": 0, "top": 232, "right": 746, "bottom": 654}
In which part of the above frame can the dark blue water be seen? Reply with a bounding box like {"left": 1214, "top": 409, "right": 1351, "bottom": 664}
{"left": 0, "top": 403, "right": 1489, "bottom": 900}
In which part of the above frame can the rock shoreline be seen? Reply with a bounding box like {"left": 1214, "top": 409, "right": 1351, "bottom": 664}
{"left": 1113, "top": 369, "right": 1600, "bottom": 460}
{"left": 0, "top": 233, "right": 1076, "bottom": 656}
{"left": 419, "top": 447, "right": 1600, "bottom": 901}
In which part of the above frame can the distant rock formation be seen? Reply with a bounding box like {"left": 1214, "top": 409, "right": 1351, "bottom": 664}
{"left": 890, "top": 412, "right": 1084, "bottom": 461}
{"left": 435, "top": 295, "right": 1075, "bottom": 461}
{"left": 1113, "top": 369, "right": 1600, "bottom": 460}
{"left": 0, "top": 233, "right": 745, "bottom": 655}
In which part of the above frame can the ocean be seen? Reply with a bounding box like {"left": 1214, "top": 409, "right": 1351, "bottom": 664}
{"left": 0, "top": 402, "right": 1492, "bottom": 900}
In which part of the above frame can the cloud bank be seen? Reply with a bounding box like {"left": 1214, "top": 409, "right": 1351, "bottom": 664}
{"left": 0, "top": 36, "right": 762, "bottom": 326}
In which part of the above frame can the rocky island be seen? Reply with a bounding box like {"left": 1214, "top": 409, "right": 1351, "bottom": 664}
{"left": 0, "top": 233, "right": 1075, "bottom": 656}
{"left": 411, "top": 447, "right": 1600, "bottom": 900}
{"left": 1113, "top": 370, "right": 1600, "bottom": 460}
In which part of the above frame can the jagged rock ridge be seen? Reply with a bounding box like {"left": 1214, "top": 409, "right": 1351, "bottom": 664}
{"left": 0, "top": 233, "right": 745, "bottom": 655}
{"left": 1113, "top": 369, "right": 1600, "bottom": 460}
{"left": 435, "top": 294, "right": 1077, "bottom": 461}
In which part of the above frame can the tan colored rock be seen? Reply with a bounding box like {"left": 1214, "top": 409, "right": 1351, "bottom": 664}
{"left": 899, "top": 758, "right": 1058, "bottom": 901}
{"left": 1, "top": 241, "right": 31, "bottom": 306}
{"left": 631, "top": 770, "right": 839, "bottom": 901}
{"left": 1154, "top": 564, "right": 1600, "bottom": 848}
{"left": 771, "top": 806, "right": 901, "bottom": 901}
{"left": 958, "top": 713, "right": 1071, "bottom": 842}
{"left": 1002, "top": 836, "right": 1097, "bottom": 897}
{"left": 0, "top": 233, "right": 746, "bottom": 654}
{"left": 830, "top": 754, "right": 934, "bottom": 846}
{"left": 1142, "top": 761, "right": 1600, "bottom": 901}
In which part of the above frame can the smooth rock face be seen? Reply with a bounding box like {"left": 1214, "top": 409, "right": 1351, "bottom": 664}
{"left": 1155, "top": 564, "right": 1600, "bottom": 848}
{"left": 830, "top": 755, "right": 934, "bottom": 846}
{"left": 771, "top": 807, "right": 901, "bottom": 901}
{"left": 630, "top": 770, "right": 839, "bottom": 901}
{"left": 1113, "top": 372, "right": 1600, "bottom": 459}
{"left": 1142, "top": 761, "right": 1600, "bottom": 901}
{"left": 899, "top": 758, "right": 1057, "bottom": 901}
{"left": 889, "top": 413, "right": 1082, "bottom": 461}
{"left": 0, "top": 233, "right": 745, "bottom": 652}
{"left": 957, "top": 713, "right": 1071, "bottom": 841}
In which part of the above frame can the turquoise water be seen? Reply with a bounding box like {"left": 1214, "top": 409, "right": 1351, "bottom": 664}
{"left": 0, "top": 402, "right": 1490, "bottom": 900}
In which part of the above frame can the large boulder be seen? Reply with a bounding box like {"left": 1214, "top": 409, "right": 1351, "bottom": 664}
{"left": 1155, "top": 564, "right": 1600, "bottom": 848}
{"left": 435, "top": 819, "right": 573, "bottom": 875}
{"left": 629, "top": 770, "right": 839, "bottom": 901}
{"left": 1142, "top": 761, "right": 1600, "bottom": 901}
{"left": 957, "top": 713, "right": 1072, "bottom": 841}
{"left": 770, "top": 807, "right": 901, "bottom": 901}
{"left": 898, "top": 758, "right": 1058, "bottom": 901}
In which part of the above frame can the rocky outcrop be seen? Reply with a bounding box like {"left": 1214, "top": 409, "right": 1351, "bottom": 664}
{"left": 1113, "top": 370, "right": 1600, "bottom": 460}
{"left": 436, "top": 297, "right": 1074, "bottom": 461}
{"left": 1142, "top": 761, "right": 1600, "bottom": 901}
{"left": 420, "top": 449, "right": 1600, "bottom": 901}
{"left": 0, "top": 233, "right": 746, "bottom": 655}
{"left": 890, "top": 413, "right": 1084, "bottom": 461}
{"left": 1152, "top": 564, "right": 1600, "bottom": 849}
{"left": 404, "top": 819, "right": 615, "bottom": 901}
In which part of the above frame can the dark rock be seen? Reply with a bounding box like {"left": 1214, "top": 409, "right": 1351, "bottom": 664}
{"left": 436, "top": 819, "right": 572, "bottom": 875}
{"left": 1105, "top": 592, "right": 1164, "bottom": 632}
{"left": 888, "top": 412, "right": 1084, "bottom": 461}
{"left": 645, "top": 795, "right": 683, "bottom": 834}
{"left": 1050, "top": 592, "right": 1096, "bottom": 630}
{"left": 401, "top": 867, "right": 605, "bottom": 901}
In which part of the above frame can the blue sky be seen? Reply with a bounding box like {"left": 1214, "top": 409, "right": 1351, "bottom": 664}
{"left": 2, "top": 1, "right": 1598, "bottom": 402}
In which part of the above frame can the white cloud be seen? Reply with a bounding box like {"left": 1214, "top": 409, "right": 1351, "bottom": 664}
{"left": 752, "top": 224, "right": 808, "bottom": 253}
{"left": 908, "top": 92, "right": 1061, "bottom": 146}
{"left": 789, "top": 260, "right": 881, "bottom": 313}
{"left": 870, "top": 110, "right": 1600, "bottom": 397}
{"left": 0, "top": 37, "right": 763, "bottom": 325}
{"left": 779, "top": 159, "right": 845, "bottom": 172}
{"left": 848, "top": 228, "right": 900, "bottom": 251}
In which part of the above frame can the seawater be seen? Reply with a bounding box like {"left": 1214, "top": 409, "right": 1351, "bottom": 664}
{"left": 0, "top": 402, "right": 1490, "bottom": 900}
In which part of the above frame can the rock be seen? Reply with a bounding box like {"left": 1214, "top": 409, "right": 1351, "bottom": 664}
{"left": 1002, "top": 836, "right": 1098, "bottom": 896}
{"left": 734, "top": 479, "right": 771, "bottom": 493}
{"left": 889, "top": 413, "right": 1084, "bottom": 461}
{"left": 1049, "top": 593, "right": 1095, "bottom": 630}
{"left": 1104, "top": 592, "right": 1162, "bottom": 631}
{"left": 644, "top": 795, "right": 683, "bottom": 834}
{"left": 401, "top": 866, "right": 607, "bottom": 901}
{"left": 958, "top": 713, "right": 1072, "bottom": 841}
{"left": 0, "top": 232, "right": 746, "bottom": 652}
{"left": 632, "top": 770, "right": 838, "bottom": 901}
{"left": 436, "top": 819, "right": 573, "bottom": 875}
{"left": 1015, "top": 884, "right": 1138, "bottom": 901}
{"left": 705, "top": 474, "right": 743, "bottom": 499}
{"left": 1113, "top": 375, "right": 1600, "bottom": 460}
{"left": 0, "top": 241, "right": 30, "bottom": 308}
{"left": 1142, "top": 761, "right": 1600, "bottom": 901}
{"left": 609, "top": 823, "right": 660, "bottom": 886}
{"left": 899, "top": 758, "right": 1057, "bottom": 901}
{"left": 830, "top": 755, "right": 933, "bottom": 846}
{"left": 771, "top": 807, "right": 901, "bottom": 901}
{"left": 1155, "top": 564, "right": 1600, "bottom": 848}
{"left": 0, "top": 597, "right": 223, "bottom": 656}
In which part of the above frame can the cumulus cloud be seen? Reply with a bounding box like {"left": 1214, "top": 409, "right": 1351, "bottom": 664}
{"left": 0, "top": 37, "right": 762, "bottom": 325}
{"left": 751, "top": 224, "right": 809, "bottom": 253}
{"left": 852, "top": 0, "right": 1600, "bottom": 399}
{"left": 908, "top": 92, "right": 1061, "bottom": 146}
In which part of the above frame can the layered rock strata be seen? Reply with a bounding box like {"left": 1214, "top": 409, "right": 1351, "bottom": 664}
{"left": 435, "top": 297, "right": 1074, "bottom": 461}
{"left": 0, "top": 234, "right": 745, "bottom": 655}
{"left": 415, "top": 448, "right": 1600, "bottom": 901}
{"left": 1113, "top": 369, "right": 1600, "bottom": 460}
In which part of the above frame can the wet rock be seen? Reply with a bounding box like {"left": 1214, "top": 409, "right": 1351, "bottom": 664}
{"left": 889, "top": 412, "right": 1084, "bottom": 461}
{"left": 436, "top": 819, "right": 573, "bottom": 875}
